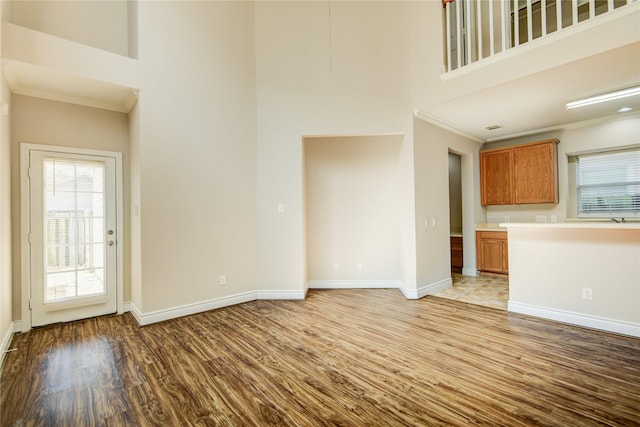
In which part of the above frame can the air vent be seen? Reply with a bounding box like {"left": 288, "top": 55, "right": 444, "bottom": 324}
{"left": 485, "top": 124, "right": 503, "bottom": 131}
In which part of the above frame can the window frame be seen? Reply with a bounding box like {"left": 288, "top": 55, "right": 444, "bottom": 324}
{"left": 572, "top": 147, "right": 640, "bottom": 219}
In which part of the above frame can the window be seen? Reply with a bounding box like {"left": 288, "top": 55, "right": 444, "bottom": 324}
{"left": 575, "top": 148, "right": 640, "bottom": 218}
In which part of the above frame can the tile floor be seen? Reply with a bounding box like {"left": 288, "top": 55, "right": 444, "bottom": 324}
{"left": 432, "top": 273, "right": 509, "bottom": 310}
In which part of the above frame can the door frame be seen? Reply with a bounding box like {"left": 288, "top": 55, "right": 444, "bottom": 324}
{"left": 20, "top": 143, "right": 124, "bottom": 332}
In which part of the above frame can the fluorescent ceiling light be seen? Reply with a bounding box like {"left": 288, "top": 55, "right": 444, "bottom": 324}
{"left": 566, "top": 86, "right": 640, "bottom": 109}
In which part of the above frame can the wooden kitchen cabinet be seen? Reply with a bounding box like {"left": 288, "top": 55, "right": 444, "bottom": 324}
{"left": 476, "top": 231, "right": 508, "bottom": 275}
{"left": 480, "top": 149, "right": 513, "bottom": 205}
{"left": 450, "top": 236, "right": 463, "bottom": 272}
{"left": 480, "top": 139, "right": 558, "bottom": 206}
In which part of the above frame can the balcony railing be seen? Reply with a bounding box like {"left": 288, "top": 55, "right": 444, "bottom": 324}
{"left": 444, "top": 0, "right": 635, "bottom": 72}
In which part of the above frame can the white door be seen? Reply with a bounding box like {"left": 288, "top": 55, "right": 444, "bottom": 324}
{"left": 28, "top": 149, "right": 118, "bottom": 327}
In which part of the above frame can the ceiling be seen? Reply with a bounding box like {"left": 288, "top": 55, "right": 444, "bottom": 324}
{"left": 416, "top": 41, "right": 640, "bottom": 143}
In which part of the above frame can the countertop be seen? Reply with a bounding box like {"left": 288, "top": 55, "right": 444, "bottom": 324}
{"left": 475, "top": 223, "right": 506, "bottom": 232}
{"left": 500, "top": 222, "right": 640, "bottom": 230}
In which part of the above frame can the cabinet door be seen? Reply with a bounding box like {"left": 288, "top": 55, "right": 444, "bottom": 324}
{"left": 479, "top": 239, "right": 505, "bottom": 273}
{"left": 480, "top": 149, "right": 513, "bottom": 205}
{"left": 513, "top": 142, "right": 557, "bottom": 204}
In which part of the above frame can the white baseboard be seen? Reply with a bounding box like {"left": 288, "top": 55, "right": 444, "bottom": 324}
{"left": 402, "top": 277, "right": 452, "bottom": 299}
{"left": 307, "top": 280, "right": 404, "bottom": 290}
{"left": 462, "top": 267, "right": 479, "bottom": 277}
{"left": 123, "top": 302, "right": 131, "bottom": 313}
{"left": 129, "top": 291, "right": 258, "bottom": 326}
{"left": 256, "top": 290, "right": 307, "bottom": 300}
{"left": 1, "top": 321, "right": 22, "bottom": 368}
{"left": 508, "top": 301, "right": 640, "bottom": 338}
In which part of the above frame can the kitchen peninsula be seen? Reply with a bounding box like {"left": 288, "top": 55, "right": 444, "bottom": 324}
{"left": 502, "top": 222, "right": 640, "bottom": 337}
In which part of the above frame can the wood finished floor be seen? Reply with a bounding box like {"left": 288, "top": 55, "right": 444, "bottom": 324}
{"left": 2, "top": 289, "right": 639, "bottom": 426}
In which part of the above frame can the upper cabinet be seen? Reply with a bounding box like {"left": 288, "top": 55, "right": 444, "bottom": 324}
{"left": 480, "top": 139, "right": 559, "bottom": 206}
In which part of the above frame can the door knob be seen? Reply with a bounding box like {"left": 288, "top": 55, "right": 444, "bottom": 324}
{"left": 108, "top": 241, "right": 114, "bottom": 246}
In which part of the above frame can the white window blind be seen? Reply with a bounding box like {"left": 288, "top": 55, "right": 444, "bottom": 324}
{"left": 576, "top": 148, "right": 640, "bottom": 218}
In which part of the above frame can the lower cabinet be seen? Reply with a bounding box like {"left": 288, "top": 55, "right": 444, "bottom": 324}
{"left": 450, "top": 236, "right": 463, "bottom": 271}
{"left": 476, "top": 231, "right": 508, "bottom": 275}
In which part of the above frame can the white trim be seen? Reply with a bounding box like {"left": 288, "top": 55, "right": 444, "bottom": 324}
{"left": 402, "top": 277, "right": 453, "bottom": 300}
{"left": 1, "top": 321, "right": 22, "bottom": 368}
{"left": 256, "top": 290, "right": 307, "bottom": 300}
{"left": 307, "top": 280, "right": 404, "bottom": 290}
{"left": 508, "top": 301, "right": 640, "bottom": 338}
{"left": 129, "top": 292, "right": 258, "bottom": 326}
{"left": 123, "top": 302, "right": 131, "bottom": 312}
{"left": 414, "top": 110, "right": 484, "bottom": 144}
{"left": 19, "top": 143, "right": 125, "bottom": 332}
{"left": 462, "top": 267, "right": 479, "bottom": 277}
{"left": 486, "top": 111, "right": 640, "bottom": 142}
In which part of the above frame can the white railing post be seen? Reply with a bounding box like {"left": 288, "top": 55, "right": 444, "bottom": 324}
{"left": 541, "top": 0, "right": 547, "bottom": 36}
{"left": 489, "top": 0, "right": 495, "bottom": 56}
{"left": 501, "top": 0, "right": 508, "bottom": 53}
{"left": 572, "top": 0, "right": 578, "bottom": 26}
{"left": 514, "top": 0, "right": 520, "bottom": 46}
{"left": 466, "top": 0, "right": 473, "bottom": 64}
{"left": 589, "top": 0, "right": 595, "bottom": 19}
{"left": 527, "top": 0, "right": 533, "bottom": 42}
{"left": 456, "top": 0, "right": 463, "bottom": 68}
{"left": 477, "top": 0, "right": 483, "bottom": 60}
{"left": 446, "top": 2, "right": 452, "bottom": 72}
{"left": 557, "top": 0, "right": 563, "bottom": 30}
{"left": 608, "top": 0, "right": 614, "bottom": 12}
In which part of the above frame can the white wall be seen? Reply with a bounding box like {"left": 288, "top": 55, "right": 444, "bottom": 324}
{"left": 484, "top": 117, "right": 640, "bottom": 223}
{"left": 134, "top": 1, "right": 257, "bottom": 313}
{"left": 305, "top": 135, "right": 403, "bottom": 283}
{"left": 7, "top": 0, "right": 131, "bottom": 57}
{"left": 10, "top": 95, "right": 131, "bottom": 321}
{"left": 0, "top": 56, "right": 14, "bottom": 357}
{"left": 414, "top": 119, "right": 484, "bottom": 289}
{"left": 255, "top": 1, "right": 417, "bottom": 294}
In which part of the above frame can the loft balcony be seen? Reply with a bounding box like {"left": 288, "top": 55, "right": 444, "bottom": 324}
{"left": 415, "top": 0, "right": 639, "bottom": 141}
{"left": 443, "top": 0, "right": 636, "bottom": 73}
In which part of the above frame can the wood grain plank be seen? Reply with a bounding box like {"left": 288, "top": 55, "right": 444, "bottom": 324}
{"left": 2, "top": 289, "right": 639, "bottom": 426}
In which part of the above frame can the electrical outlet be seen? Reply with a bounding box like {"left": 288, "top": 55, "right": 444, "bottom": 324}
{"left": 277, "top": 204, "right": 285, "bottom": 213}
{"left": 332, "top": 263, "right": 338, "bottom": 272}
{"left": 535, "top": 215, "right": 547, "bottom": 222}
{"left": 504, "top": 215, "right": 510, "bottom": 222}
{"left": 432, "top": 217, "right": 437, "bottom": 227}
{"left": 356, "top": 262, "right": 363, "bottom": 271}
{"left": 219, "top": 275, "right": 226, "bottom": 286}
{"left": 582, "top": 288, "right": 592, "bottom": 300}
{"left": 550, "top": 215, "right": 557, "bottom": 223}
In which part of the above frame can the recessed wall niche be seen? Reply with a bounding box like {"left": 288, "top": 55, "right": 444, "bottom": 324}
{"left": 304, "top": 135, "right": 404, "bottom": 284}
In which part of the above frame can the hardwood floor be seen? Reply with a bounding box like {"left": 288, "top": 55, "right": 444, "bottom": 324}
{"left": 2, "top": 289, "right": 639, "bottom": 426}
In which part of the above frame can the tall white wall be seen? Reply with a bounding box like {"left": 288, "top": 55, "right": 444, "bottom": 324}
{"left": 134, "top": 1, "right": 257, "bottom": 313}
{"left": 255, "top": 1, "right": 417, "bottom": 293}
{"left": 0, "top": 63, "right": 14, "bottom": 356}
{"left": 7, "top": 0, "right": 131, "bottom": 57}
{"left": 304, "top": 135, "right": 404, "bottom": 283}
{"left": 414, "top": 119, "right": 484, "bottom": 288}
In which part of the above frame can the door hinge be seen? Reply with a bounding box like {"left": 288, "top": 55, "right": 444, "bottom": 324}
{"left": 28, "top": 167, "right": 31, "bottom": 179}
{"left": 28, "top": 232, "right": 32, "bottom": 244}
{"left": 29, "top": 299, "right": 32, "bottom": 310}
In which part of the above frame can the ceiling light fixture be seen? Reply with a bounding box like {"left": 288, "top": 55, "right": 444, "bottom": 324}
{"left": 618, "top": 107, "right": 633, "bottom": 113}
{"left": 566, "top": 86, "right": 640, "bottom": 109}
